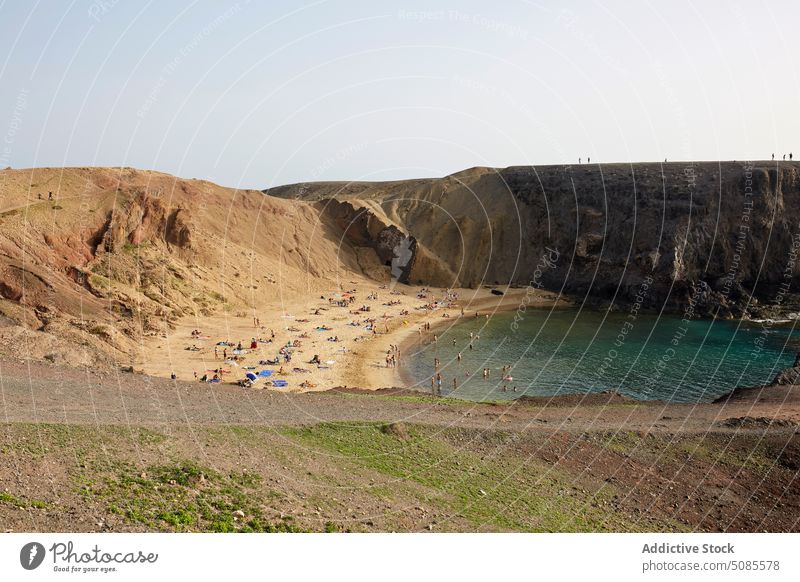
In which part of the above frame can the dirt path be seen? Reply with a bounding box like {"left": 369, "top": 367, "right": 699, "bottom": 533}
{"left": 2, "top": 358, "right": 798, "bottom": 433}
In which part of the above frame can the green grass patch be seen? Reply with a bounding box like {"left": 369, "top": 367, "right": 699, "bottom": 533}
{"left": 77, "top": 459, "right": 303, "bottom": 533}
{"left": 88, "top": 273, "right": 111, "bottom": 291}
{"left": 0, "top": 491, "right": 49, "bottom": 510}
{"left": 281, "top": 422, "right": 647, "bottom": 532}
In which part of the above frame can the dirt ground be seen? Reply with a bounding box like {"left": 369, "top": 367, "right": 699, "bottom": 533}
{"left": 0, "top": 358, "right": 797, "bottom": 533}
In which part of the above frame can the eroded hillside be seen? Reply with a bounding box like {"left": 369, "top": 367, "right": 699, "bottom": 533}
{"left": 267, "top": 162, "right": 800, "bottom": 317}
{"left": 0, "top": 167, "right": 389, "bottom": 366}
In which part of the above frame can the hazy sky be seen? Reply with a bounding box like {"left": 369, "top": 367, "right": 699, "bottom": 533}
{"left": 1, "top": 0, "right": 797, "bottom": 189}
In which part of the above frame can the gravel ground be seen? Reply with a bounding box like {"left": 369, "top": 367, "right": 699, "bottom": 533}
{"left": 1, "top": 358, "right": 798, "bottom": 532}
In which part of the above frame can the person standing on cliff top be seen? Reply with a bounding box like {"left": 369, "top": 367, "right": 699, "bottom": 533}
{"left": 772, "top": 153, "right": 775, "bottom": 160}
{"left": 791, "top": 153, "right": 794, "bottom": 160}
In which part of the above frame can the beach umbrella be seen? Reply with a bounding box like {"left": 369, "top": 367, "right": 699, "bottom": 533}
{"left": 245, "top": 372, "right": 257, "bottom": 381}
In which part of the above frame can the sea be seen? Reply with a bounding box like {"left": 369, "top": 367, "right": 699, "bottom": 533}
{"left": 404, "top": 307, "right": 800, "bottom": 403}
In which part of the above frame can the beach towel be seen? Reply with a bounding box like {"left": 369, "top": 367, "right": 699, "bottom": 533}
{"left": 258, "top": 370, "right": 273, "bottom": 377}
{"left": 272, "top": 379, "right": 288, "bottom": 388}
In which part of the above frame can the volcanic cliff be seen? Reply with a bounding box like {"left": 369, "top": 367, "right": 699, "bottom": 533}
{"left": 266, "top": 161, "right": 800, "bottom": 317}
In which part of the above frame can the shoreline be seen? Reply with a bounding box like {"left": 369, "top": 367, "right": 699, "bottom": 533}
{"left": 124, "top": 280, "right": 798, "bottom": 404}
{"left": 133, "top": 282, "right": 565, "bottom": 395}
{"left": 394, "top": 288, "right": 571, "bottom": 394}
{"left": 341, "top": 286, "right": 567, "bottom": 392}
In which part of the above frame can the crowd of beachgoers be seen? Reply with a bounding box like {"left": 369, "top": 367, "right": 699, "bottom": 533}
{"left": 162, "top": 285, "right": 468, "bottom": 392}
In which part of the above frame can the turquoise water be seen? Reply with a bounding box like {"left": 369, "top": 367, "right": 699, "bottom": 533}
{"left": 404, "top": 308, "right": 800, "bottom": 402}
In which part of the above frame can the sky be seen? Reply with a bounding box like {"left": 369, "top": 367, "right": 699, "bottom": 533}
{"left": 0, "top": 0, "right": 798, "bottom": 189}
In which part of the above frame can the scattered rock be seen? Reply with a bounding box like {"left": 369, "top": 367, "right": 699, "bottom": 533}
{"left": 380, "top": 422, "right": 410, "bottom": 441}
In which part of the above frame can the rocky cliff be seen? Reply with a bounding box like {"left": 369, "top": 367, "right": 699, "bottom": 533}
{"left": 266, "top": 161, "right": 800, "bottom": 317}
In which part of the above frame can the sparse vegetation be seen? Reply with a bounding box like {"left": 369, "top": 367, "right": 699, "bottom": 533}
{"left": 0, "top": 491, "right": 49, "bottom": 510}
{"left": 281, "top": 422, "right": 649, "bottom": 531}
{"left": 78, "top": 460, "right": 303, "bottom": 533}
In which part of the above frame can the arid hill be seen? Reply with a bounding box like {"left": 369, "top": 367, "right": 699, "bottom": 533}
{"left": 267, "top": 161, "right": 800, "bottom": 317}
{"left": 0, "top": 167, "right": 391, "bottom": 367}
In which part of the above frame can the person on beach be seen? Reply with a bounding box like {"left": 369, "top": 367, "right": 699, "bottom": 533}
{"left": 457, "top": 352, "right": 462, "bottom": 363}
{"left": 452, "top": 338, "right": 457, "bottom": 346}
{"left": 453, "top": 378, "right": 457, "bottom": 390}
{"left": 436, "top": 373, "right": 442, "bottom": 393}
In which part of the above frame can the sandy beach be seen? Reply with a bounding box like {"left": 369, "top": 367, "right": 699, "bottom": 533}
{"left": 136, "top": 283, "right": 568, "bottom": 393}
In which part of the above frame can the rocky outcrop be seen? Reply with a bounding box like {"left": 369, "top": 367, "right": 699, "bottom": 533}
{"left": 317, "top": 198, "right": 416, "bottom": 282}
{"left": 98, "top": 191, "right": 193, "bottom": 253}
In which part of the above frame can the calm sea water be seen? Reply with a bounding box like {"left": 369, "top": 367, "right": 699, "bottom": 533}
{"left": 404, "top": 308, "right": 800, "bottom": 402}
